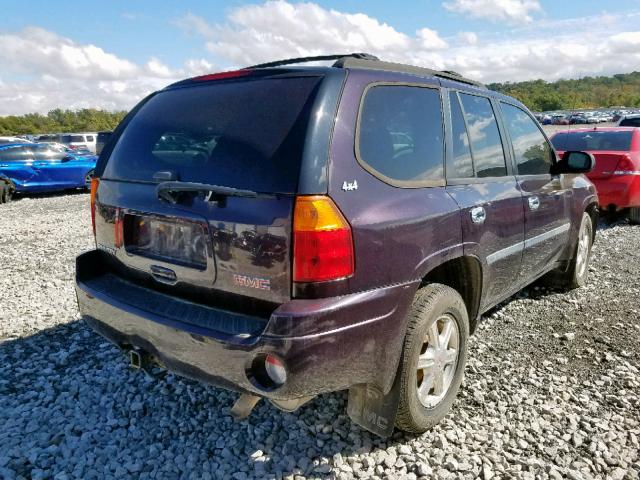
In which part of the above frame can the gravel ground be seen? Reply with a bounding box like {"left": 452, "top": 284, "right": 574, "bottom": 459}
{"left": 1, "top": 193, "right": 639, "bottom": 480}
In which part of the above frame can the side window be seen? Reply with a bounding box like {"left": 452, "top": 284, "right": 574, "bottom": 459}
{"left": 358, "top": 85, "right": 444, "bottom": 185}
{"left": 86, "top": 135, "right": 94, "bottom": 142}
{"left": 458, "top": 93, "right": 507, "bottom": 178}
{"left": 0, "top": 146, "right": 30, "bottom": 162}
{"left": 32, "top": 145, "right": 66, "bottom": 161}
{"left": 447, "top": 92, "right": 474, "bottom": 178}
{"left": 501, "top": 103, "right": 553, "bottom": 175}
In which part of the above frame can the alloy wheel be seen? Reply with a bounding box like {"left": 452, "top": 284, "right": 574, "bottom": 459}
{"left": 416, "top": 314, "right": 460, "bottom": 408}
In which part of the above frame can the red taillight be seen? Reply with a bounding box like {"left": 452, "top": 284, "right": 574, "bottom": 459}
{"left": 114, "top": 210, "right": 124, "bottom": 248}
{"left": 613, "top": 155, "right": 640, "bottom": 175}
{"left": 90, "top": 178, "right": 99, "bottom": 237}
{"left": 293, "top": 195, "right": 354, "bottom": 283}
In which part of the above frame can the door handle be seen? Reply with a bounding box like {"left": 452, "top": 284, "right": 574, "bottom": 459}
{"left": 470, "top": 206, "right": 486, "bottom": 224}
{"left": 528, "top": 196, "right": 540, "bottom": 211}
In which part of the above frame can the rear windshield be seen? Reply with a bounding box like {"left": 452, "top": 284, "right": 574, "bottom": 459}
{"left": 103, "top": 76, "right": 323, "bottom": 193}
{"left": 619, "top": 117, "right": 640, "bottom": 127}
{"left": 551, "top": 131, "right": 632, "bottom": 151}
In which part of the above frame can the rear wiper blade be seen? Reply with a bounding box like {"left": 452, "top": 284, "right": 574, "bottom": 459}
{"left": 156, "top": 181, "right": 272, "bottom": 205}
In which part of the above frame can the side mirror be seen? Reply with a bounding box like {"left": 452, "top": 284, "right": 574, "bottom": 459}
{"left": 62, "top": 154, "right": 74, "bottom": 162}
{"left": 552, "top": 151, "right": 595, "bottom": 174}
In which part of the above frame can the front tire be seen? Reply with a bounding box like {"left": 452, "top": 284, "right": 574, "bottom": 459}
{"left": 629, "top": 207, "right": 640, "bottom": 225}
{"left": 395, "top": 284, "right": 469, "bottom": 433}
{"left": 546, "top": 212, "right": 593, "bottom": 290}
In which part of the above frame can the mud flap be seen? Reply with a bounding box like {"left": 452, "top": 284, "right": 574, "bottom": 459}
{"left": 347, "top": 363, "right": 403, "bottom": 437}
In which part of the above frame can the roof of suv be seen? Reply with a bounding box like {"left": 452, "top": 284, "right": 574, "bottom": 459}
{"left": 168, "top": 53, "right": 487, "bottom": 91}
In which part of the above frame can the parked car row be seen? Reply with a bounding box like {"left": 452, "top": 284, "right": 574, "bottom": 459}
{"left": 35, "top": 133, "right": 99, "bottom": 153}
{"left": 536, "top": 111, "right": 620, "bottom": 125}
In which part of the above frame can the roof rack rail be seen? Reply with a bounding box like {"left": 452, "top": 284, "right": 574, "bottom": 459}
{"left": 246, "top": 53, "right": 484, "bottom": 88}
{"left": 246, "top": 53, "right": 379, "bottom": 70}
{"left": 333, "top": 57, "right": 485, "bottom": 88}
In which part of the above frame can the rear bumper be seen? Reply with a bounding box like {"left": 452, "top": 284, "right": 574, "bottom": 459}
{"left": 589, "top": 175, "right": 640, "bottom": 209}
{"left": 76, "top": 250, "right": 417, "bottom": 400}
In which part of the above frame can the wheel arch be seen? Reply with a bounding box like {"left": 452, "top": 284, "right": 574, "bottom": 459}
{"left": 419, "top": 255, "right": 483, "bottom": 333}
{"left": 585, "top": 201, "right": 598, "bottom": 243}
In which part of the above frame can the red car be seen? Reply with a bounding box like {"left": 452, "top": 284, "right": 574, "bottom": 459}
{"left": 551, "top": 127, "right": 640, "bottom": 224}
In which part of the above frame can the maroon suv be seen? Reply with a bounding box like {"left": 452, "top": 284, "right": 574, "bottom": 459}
{"left": 76, "top": 53, "right": 598, "bottom": 437}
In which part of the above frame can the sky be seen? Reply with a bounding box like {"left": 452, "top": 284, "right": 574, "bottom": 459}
{"left": 1, "top": 0, "right": 640, "bottom": 115}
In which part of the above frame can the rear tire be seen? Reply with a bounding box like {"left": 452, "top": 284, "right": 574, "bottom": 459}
{"left": 545, "top": 212, "right": 593, "bottom": 290}
{"left": 629, "top": 207, "right": 640, "bottom": 225}
{"left": 395, "top": 284, "right": 469, "bottom": 433}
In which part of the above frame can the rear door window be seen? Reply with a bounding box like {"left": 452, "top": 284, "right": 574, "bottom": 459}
{"left": 447, "top": 92, "right": 474, "bottom": 178}
{"left": 103, "top": 76, "right": 324, "bottom": 193}
{"left": 551, "top": 131, "right": 633, "bottom": 151}
{"left": 501, "top": 103, "right": 554, "bottom": 175}
{"left": 458, "top": 93, "right": 507, "bottom": 178}
{"left": 357, "top": 84, "right": 444, "bottom": 186}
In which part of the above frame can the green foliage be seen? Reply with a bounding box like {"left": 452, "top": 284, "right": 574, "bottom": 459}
{"left": 489, "top": 72, "right": 640, "bottom": 111}
{"left": 0, "top": 109, "right": 127, "bottom": 135}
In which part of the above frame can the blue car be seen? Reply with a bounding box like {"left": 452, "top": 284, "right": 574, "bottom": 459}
{"left": 0, "top": 143, "right": 96, "bottom": 194}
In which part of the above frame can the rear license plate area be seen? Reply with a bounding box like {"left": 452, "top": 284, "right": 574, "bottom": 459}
{"left": 124, "top": 214, "right": 208, "bottom": 269}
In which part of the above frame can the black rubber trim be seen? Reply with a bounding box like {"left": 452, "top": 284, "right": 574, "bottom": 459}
{"left": 83, "top": 273, "right": 267, "bottom": 336}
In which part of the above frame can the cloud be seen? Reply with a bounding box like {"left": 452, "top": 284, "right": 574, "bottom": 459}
{"left": 0, "top": 27, "right": 218, "bottom": 115}
{"left": 417, "top": 28, "right": 448, "bottom": 50}
{"left": 457, "top": 31, "right": 478, "bottom": 45}
{"left": 199, "top": 0, "right": 420, "bottom": 66}
{"left": 443, "top": 0, "right": 542, "bottom": 24}
{"left": 180, "top": 3, "right": 640, "bottom": 85}
{"left": 2, "top": 1, "right": 640, "bottom": 116}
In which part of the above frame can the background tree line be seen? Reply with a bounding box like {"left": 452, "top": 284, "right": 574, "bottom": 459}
{"left": 489, "top": 71, "right": 640, "bottom": 112}
{"left": 0, "top": 108, "right": 127, "bottom": 136}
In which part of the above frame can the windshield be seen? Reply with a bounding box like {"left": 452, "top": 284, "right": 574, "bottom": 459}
{"left": 103, "top": 76, "right": 323, "bottom": 193}
{"left": 551, "top": 131, "right": 632, "bottom": 151}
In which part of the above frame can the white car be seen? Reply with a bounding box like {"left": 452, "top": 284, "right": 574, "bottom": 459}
{"left": 59, "top": 133, "right": 97, "bottom": 153}
{"left": 618, "top": 114, "right": 640, "bottom": 127}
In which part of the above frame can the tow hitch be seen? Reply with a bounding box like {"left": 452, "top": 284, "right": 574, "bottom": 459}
{"left": 127, "top": 349, "right": 165, "bottom": 380}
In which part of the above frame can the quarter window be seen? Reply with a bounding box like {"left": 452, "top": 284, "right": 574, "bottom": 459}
{"left": 458, "top": 93, "right": 507, "bottom": 178}
{"left": 358, "top": 85, "right": 444, "bottom": 185}
{"left": 447, "top": 92, "right": 474, "bottom": 178}
{"left": 501, "top": 103, "right": 553, "bottom": 175}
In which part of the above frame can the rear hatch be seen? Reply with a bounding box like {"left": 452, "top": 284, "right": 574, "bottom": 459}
{"left": 95, "top": 73, "right": 329, "bottom": 306}
{"left": 551, "top": 130, "right": 634, "bottom": 179}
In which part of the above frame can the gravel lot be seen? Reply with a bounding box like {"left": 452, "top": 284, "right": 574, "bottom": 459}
{"left": 1, "top": 193, "right": 639, "bottom": 480}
